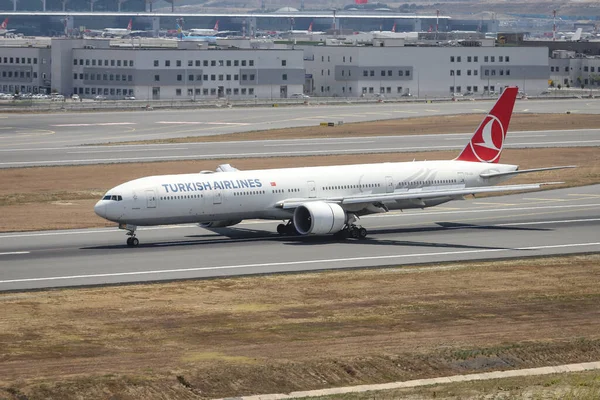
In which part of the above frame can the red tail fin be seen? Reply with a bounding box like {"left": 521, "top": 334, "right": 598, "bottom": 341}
{"left": 127, "top": 19, "right": 132, "bottom": 31}
{"left": 455, "top": 86, "right": 518, "bottom": 163}
{"left": 213, "top": 20, "right": 219, "bottom": 32}
{"left": 1, "top": 18, "right": 8, "bottom": 29}
{"left": 308, "top": 22, "right": 313, "bottom": 33}
{"left": 391, "top": 22, "right": 396, "bottom": 33}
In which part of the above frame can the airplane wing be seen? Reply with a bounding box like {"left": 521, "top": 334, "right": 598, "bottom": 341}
{"left": 276, "top": 182, "right": 562, "bottom": 210}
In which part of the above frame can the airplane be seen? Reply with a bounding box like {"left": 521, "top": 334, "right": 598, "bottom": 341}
{"left": 288, "top": 22, "right": 324, "bottom": 35}
{"left": 187, "top": 20, "right": 233, "bottom": 37}
{"left": 0, "top": 18, "right": 16, "bottom": 36}
{"left": 86, "top": 19, "right": 145, "bottom": 38}
{"left": 176, "top": 24, "right": 218, "bottom": 43}
{"left": 94, "top": 87, "right": 574, "bottom": 246}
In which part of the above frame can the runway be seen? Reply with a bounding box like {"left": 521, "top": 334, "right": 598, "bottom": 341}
{"left": 0, "top": 97, "right": 598, "bottom": 148}
{"left": 1, "top": 185, "right": 599, "bottom": 292}
{"left": 0, "top": 128, "right": 598, "bottom": 167}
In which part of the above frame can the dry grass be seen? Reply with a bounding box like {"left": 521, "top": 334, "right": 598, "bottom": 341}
{"left": 1, "top": 254, "right": 599, "bottom": 399}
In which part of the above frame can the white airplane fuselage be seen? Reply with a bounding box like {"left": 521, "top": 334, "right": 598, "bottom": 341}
{"left": 95, "top": 160, "right": 517, "bottom": 226}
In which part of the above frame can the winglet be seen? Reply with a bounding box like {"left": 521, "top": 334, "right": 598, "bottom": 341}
{"left": 455, "top": 86, "right": 518, "bottom": 163}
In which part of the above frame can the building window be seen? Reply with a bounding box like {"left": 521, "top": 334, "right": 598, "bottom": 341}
{"left": 474, "top": 56, "right": 478, "bottom": 62}
{"left": 177, "top": 74, "right": 182, "bottom": 81}
{"left": 73, "top": 59, "right": 77, "bottom": 65}
{"left": 457, "top": 56, "right": 461, "bottom": 62}
{"left": 467, "top": 56, "right": 472, "bottom": 62}
{"left": 484, "top": 56, "right": 488, "bottom": 62}
{"left": 203, "top": 74, "right": 208, "bottom": 81}
{"left": 282, "top": 74, "right": 287, "bottom": 80}
{"left": 226, "top": 74, "right": 231, "bottom": 80}
{"left": 249, "top": 88, "right": 254, "bottom": 95}
{"left": 195, "top": 60, "right": 200, "bottom": 67}
{"left": 363, "top": 70, "right": 368, "bottom": 77}
{"left": 456, "top": 70, "right": 461, "bottom": 76}
{"left": 204, "top": 60, "right": 209, "bottom": 66}
{"left": 505, "top": 56, "right": 510, "bottom": 62}
{"left": 154, "top": 60, "right": 159, "bottom": 67}
{"left": 467, "top": 70, "right": 472, "bottom": 76}
{"left": 165, "top": 60, "right": 170, "bottom": 67}
{"left": 474, "top": 70, "right": 478, "bottom": 76}
{"left": 485, "top": 69, "right": 489, "bottom": 76}
{"left": 189, "top": 74, "right": 194, "bottom": 81}
{"left": 249, "top": 74, "right": 255, "bottom": 80}
{"left": 241, "top": 88, "right": 246, "bottom": 95}
{"left": 491, "top": 70, "right": 496, "bottom": 76}
{"left": 196, "top": 88, "right": 201, "bottom": 95}
{"left": 211, "top": 74, "right": 216, "bottom": 81}
{"left": 176, "top": 60, "right": 182, "bottom": 67}
{"left": 203, "top": 88, "right": 209, "bottom": 95}
{"left": 110, "top": 60, "right": 115, "bottom": 66}
{"left": 176, "top": 89, "right": 182, "bottom": 96}
{"left": 370, "top": 70, "right": 374, "bottom": 76}
{"left": 506, "top": 69, "right": 510, "bottom": 76}
{"left": 154, "top": 75, "right": 160, "bottom": 81}
{"left": 188, "top": 88, "right": 193, "bottom": 95}
{"left": 450, "top": 70, "right": 454, "bottom": 76}
{"left": 499, "top": 56, "right": 504, "bottom": 62}
{"left": 381, "top": 70, "right": 385, "bottom": 77}
{"left": 218, "top": 74, "right": 224, "bottom": 81}
{"left": 234, "top": 60, "right": 239, "bottom": 66}
{"left": 188, "top": 60, "right": 193, "bottom": 67}
{"left": 450, "top": 56, "right": 455, "bottom": 62}
{"left": 282, "top": 60, "right": 287, "bottom": 66}
{"left": 73, "top": 73, "right": 77, "bottom": 80}
{"left": 234, "top": 74, "right": 239, "bottom": 80}
{"left": 130, "top": 60, "right": 134, "bottom": 67}
{"left": 406, "top": 70, "right": 410, "bottom": 76}
{"left": 218, "top": 60, "right": 224, "bottom": 66}
{"left": 234, "top": 88, "right": 239, "bottom": 95}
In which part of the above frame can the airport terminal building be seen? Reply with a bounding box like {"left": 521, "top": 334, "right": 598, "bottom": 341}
{"left": 0, "top": 36, "right": 551, "bottom": 100}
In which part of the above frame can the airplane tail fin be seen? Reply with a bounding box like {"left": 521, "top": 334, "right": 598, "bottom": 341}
{"left": 391, "top": 22, "right": 396, "bottom": 33}
{"left": 1, "top": 18, "right": 8, "bottom": 29}
{"left": 214, "top": 20, "right": 219, "bottom": 32}
{"left": 127, "top": 19, "right": 132, "bottom": 31}
{"left": 455, "top": 86, "right": 518, "bottom": 163}
{"left": 308, "top": 22, "right": 313, "bottom": 33}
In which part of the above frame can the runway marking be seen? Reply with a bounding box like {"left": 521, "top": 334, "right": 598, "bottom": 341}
{"left": 472, "top": 202, "right": 518, "bottom": 206}
{"left": 524, "top": 197, "right": 569, "bottom": 203}
{"left": 263, "top": 141, "right": 375, "bottom": 147}
{"left": 0, "top": 203, "right": 598, "bottom": 240}
{"left": 156, "top": 121, "right": 250, "bottom": 125}
{"left": 0, "top": 251, "right": 29, "bottom": 256}
{"left": 67, "top": 147, "right": 188, "bottom": 154}
{"left": 569, "top": 193, "right": 600, "bottom": 198}
{"left": 1, "top": 242, "right": 598, "bottom": 285}
{"left": 51, "top": 123, "right": 136, "bottom": 127}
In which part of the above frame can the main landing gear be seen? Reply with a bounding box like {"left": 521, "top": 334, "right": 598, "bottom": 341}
{"left": 277, "top": 221, "right": 298, "bottom": 236}
{"left": 334, "top": 224, "right": 368, "bottom": 240}
{"left": 120, "top": 223, "right": 139, "bottom": 247}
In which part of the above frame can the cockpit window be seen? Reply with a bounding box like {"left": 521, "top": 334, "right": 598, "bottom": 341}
{"left": 103, "top": 195, "right": 123, "bottom": 201}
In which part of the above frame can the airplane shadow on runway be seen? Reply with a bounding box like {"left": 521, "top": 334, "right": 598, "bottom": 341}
{"left": 83, "top": 222, "right": 550, "bottom": 251}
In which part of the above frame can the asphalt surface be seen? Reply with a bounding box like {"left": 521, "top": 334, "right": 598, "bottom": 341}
{"left": 1, "top": 185, "right": 599, "bottom": 292}
{"left": 1, "top": 98, "right": 599, "bottom": 167}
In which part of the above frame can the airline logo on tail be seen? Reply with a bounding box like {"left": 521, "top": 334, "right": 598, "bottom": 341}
{"left": 391, "top": 22, "right": 396, "bottom": 33}
{"left": 308, "top": 22, "right": 313, "bottom": 33}
{"left": 456, "top": 86, "right": 518, "bottom": 163}
{"left": 213, "top": 20, "right": 219, "bottom": 32}
{"left": 127, "top": 19, "right": 132, "bottom": 31}
{"left": 1, "top": 18, "right": 8, "bottom": 29}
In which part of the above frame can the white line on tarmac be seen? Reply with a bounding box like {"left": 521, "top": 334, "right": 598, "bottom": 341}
{"left": 0, "top": 251, "right": 30, "bottom": 256}
{"left": 0, "top": 204, "right": 598, "bottom": 240}
{"left": 51, "top": 123, "right": 136, "bottom": 127}
{"left": 1, "top": 242, "right": 598, "bottom": 284}
{"left": 67, "top": 147, "right": 188, "bottom": 154}
{"left": 263, "top": 141, "right": 375, "bottom": 147}
{"left": 2, "top": 141, "right": 598, "bottom": 166}
{"left": 155, "top": 121, "right": 250, "bottom": 125}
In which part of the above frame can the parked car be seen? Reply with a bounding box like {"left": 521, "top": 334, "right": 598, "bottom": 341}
{"left": 124, "top": 95, "right": 136, "bottom": 100}
{"left": 94, "top": 95, "right": 107, "bottom": 101}
{"left": 51, "top": 94, "right": 65, "bottom": 101}
{"left": 71, "top": 94, "right": 80, "bottom": 101}
{"left": 400, "top": 92, "right": 413, "bottom": 97}
{"left": 290, "top": 93, "right": 310, "bottom": 99}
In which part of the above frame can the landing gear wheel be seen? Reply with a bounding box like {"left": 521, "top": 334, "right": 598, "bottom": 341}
{"left": 131, "top": 237, "right": 139, "bottom": 246}
{"left": 126, "top": 237, "right": 133, "bottom": 246}
{"left": 351, "top": 227, "right": 360, "bottom": 238}
{"left": 277, "top": 224, "right": 286, "bottom": 235}
{"left": 358, "top": 227, "right": 368, "bottom": 239}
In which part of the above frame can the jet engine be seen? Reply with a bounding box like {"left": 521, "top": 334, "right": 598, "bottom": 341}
{"left": 293, "top": 202, "right": 346, "bottom": 235}
{"left": 199, "top": 220, "right": 242, "bottom": 228}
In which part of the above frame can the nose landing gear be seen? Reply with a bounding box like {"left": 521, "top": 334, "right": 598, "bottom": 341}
{"left": 119, "top": 223, "right": 139, "bottom": 247}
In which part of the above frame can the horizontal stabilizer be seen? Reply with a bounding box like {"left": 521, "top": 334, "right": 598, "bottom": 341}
{"left": 480, "top": 165, "right": 576, "bottom": 179}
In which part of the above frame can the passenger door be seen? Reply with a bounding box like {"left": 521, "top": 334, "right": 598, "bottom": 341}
{"left": 145, "top": 190, "right": 156, "bottom": 208}
{"left": 307, "top": 181, "right": 316, "bottom": 198}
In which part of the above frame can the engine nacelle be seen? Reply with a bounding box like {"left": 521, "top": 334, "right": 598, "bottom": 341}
{"left": 199, "top": 220, "right": 242, "bottom": 228}
{"left": 293, "top": 202, "right": 346, "bottom": 235}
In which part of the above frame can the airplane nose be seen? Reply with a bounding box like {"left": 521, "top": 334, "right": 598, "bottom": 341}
{"left": 94, "top": 201, "right": 106, "bottom": 218}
